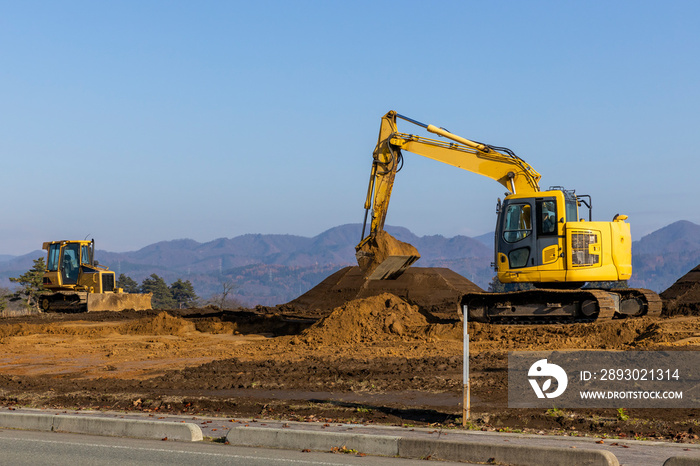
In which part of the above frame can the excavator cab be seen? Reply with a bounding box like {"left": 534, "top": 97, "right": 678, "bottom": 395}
{"left": 495, "top": 189, "right": 632, "bottom": 287}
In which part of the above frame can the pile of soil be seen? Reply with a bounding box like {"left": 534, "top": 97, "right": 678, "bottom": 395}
{"left": 122, "top": 311, "right": 196, "bottom": 335}
{"left": 293, "top": 293, "right": 429, "bottom": 346}
{"left": 661, "top": 264, "right": 700, "bottom": 315}
{"left": 282, "top": 266, "right": 482, "bottom": 320}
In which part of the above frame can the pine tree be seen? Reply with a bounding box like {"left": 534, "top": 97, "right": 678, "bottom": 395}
{"left": 116, "top": 274, "right": 140, "bottom": 293}
{"left": 169, "top": 279, "right": 199, "bottom": 308}
{"left": 10, "top": 257, "right": 46, "bottom": 309}
{"left": 140, "top": 274, "right": 176, "bottom": 309}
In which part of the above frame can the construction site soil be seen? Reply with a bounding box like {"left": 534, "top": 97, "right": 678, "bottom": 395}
{"left": 2, "top": 266, "right": 700, "bottom": 443}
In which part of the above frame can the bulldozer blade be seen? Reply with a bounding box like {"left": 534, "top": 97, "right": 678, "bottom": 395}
{"left": 356, "top": 230, "right": 420, "bottom": 280}
{"left": 86, "top": 292, "right": 153, "bottom": 312}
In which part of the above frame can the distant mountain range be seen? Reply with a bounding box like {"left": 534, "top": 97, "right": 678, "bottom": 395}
{"left": 1, "top": 221, "right": 698, "bottom": 307}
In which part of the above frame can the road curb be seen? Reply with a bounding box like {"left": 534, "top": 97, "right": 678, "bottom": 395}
{"left": 227, "top": 426, "right": 400, "bottom": 456}
{"left": 664, "top": 457, "right": 700, "bottom": 466}
{"left": 0, "top": 412, "right": 203, "bottom": 442}
{"left": 226, "top": 425, "right": 619, "bottom": 465}
{"left": 398, "top": 436, "right": 618, "bottom": 465}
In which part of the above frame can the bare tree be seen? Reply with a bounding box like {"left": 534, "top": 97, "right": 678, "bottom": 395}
{"left": 208, "top": 280, "right": 241, "bottom": 310}
{"left": 219, "top": 280, "right": 235, "bottom": 309}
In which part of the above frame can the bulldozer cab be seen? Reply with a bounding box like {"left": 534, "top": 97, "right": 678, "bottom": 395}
{"left": 46, "top": 241, "right": 86, "bottom": 285}
{"left": 43, "top": 240, "right": 107, "bottom": 291}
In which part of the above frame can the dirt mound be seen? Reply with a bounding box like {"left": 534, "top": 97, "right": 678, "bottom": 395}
{"left": 661, "top": 264, "right": 700, "bottom": 315}
{"left": 121, "top": 312, "right": 196, "bottom": 335}
{"left": 294, "top": 293, "right": 429, "bottom": 346}
{"left": 192, "top": 319, "right": 236, "bottom": 334}
{"left": 283, "top": 266, "right": 482, "bottom": 320}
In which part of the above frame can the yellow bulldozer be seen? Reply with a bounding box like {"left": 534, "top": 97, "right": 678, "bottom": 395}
{"left": 41, "top": 239, "right": 152, "bottom": 312}
{"left": 357, "top": 111, "right": 661, "bottom": 322}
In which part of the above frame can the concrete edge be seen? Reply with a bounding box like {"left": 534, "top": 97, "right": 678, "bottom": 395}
{"left": 226, "top": 426, "right": 619, "bottom": 466}
{"left": 0, "top": 412, "right": 53, "bottom": 432}
{"left": 663, "top": 457, "right": 700, "bottom": 466}
{"left": 398, "top": 437, "right": 619, "bottom": 466}
{"left": 0, "top": 412, "right": 203, "bottom": 442}
{"left": 226, "top": 426, "right": 400, "bottom": 457}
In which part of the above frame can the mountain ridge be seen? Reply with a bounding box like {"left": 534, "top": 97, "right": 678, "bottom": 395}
{"left": 0, "top": 221, "right": 697, "bottom": 306}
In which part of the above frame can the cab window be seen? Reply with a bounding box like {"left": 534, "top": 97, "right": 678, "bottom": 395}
{"left": 537, "top": 200, "right": 557, "bottom": 235}
{"left": 565, "top": 198, "right": 578, "bottom": 222}
{"left": 81, "top": 245, "right": 91, "bottom": 265}
{"left": 61, "top": 243, "right": 80, "bottom": 283}
{"left": 503, "top": 203, "right": 532, "bottom": 243}
{"left": 47, "top": 244, "right": 61, "bottom": 271}
{"left": 508, "top": 247, "right": 530, "bottom": 268}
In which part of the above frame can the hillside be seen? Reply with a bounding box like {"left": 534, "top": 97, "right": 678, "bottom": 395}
{"left": 629, "top": 220, "right": 700, "bottom": 292}
{"left": 0, "top": 221, "right": 697, "bottom": 306}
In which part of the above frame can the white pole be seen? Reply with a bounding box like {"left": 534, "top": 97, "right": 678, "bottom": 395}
{"left": 462, "top": 304, "right": 470, "bottom": 425}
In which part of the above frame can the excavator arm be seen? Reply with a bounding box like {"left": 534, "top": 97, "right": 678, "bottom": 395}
{"left": 357, "top": 110, "right": 542, "bottom": 279}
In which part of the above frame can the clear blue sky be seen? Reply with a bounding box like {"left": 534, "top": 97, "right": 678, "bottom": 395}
{"left": 1, "top": 1, "right": 698, "bottom": 254}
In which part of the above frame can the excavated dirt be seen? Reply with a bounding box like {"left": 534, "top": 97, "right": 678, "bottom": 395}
{"left": 1, "top": 265, "right": 700, "bottom": 443}
{"left": 280, "top": 266, "right": 482, "bottom": 320}
{"left": 662, "top": 264, "right": 700, "bottom": 315}
{"left": 355, "top": 230, "right": 420, "bottom": 279}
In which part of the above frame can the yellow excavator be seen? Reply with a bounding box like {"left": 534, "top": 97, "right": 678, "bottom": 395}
{"left": 41, "top": 239, "right": 152, "bottom": 312}
{"left": 357, "top": 111, "right": 661, "bottom": 322}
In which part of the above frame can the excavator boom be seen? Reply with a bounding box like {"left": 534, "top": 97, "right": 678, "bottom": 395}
{"left": 357, "top": 110, "right": 541, "bottom": 280}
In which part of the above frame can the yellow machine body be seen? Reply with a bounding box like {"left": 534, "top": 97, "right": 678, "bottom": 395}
{"left": 493, "top": 190, "right": 632, "bottom": 286}
{"left": 41, "top": 239, "right": 152, "bottom": 312}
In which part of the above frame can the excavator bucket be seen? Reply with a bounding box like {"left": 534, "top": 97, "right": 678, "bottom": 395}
{"left": 356, "top": 230, "right": 420, "bottom": 280}
{"left": 86, "top": 292, "right": 153, "bottom": 312}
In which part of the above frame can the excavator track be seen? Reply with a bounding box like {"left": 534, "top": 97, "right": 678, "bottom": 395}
{"left": 460, "top": 287, "right": 661, "bottom": 324}
{"left": 617, "top": 288, "right": 663, "bottom": 317}
{"left": 585, "top": 289, "right": 618, "bottom": 320}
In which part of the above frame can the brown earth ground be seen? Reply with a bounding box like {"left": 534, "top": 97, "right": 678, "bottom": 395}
{"left": 1, "top": 266, "right": 700, "bottom": 444}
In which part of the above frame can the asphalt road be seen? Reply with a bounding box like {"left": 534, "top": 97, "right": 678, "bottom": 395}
{"left": 0, "top": 429, "right": 471, "bottom": 466}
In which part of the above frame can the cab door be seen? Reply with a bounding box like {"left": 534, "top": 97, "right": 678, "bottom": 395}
{"left": 535, "top": 197, "right": 560, "bottom": 267}
{"left": 59, "top": 243, "right": 81, "bottom": 285}
{"left": 497, "top": 199, "right": 536, "bottom": 270}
